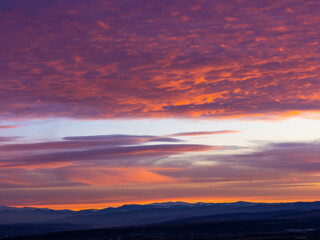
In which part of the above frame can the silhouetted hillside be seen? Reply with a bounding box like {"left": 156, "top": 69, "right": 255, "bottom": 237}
{"left": 1, "top": 201, "right": 320, "bottom": 238}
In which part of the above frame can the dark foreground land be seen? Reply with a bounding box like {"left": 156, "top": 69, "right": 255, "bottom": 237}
{"left": 1, "top": 202, "right": 320, "bottom": 240}
{"left": 7, "top": 217, "right": 320, "bottom": 240}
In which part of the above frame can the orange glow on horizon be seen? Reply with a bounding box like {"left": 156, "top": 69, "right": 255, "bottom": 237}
{"left": 14, "top": 196, "right": 320, "bottom": 211}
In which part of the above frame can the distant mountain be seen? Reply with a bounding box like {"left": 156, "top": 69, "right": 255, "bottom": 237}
{"left": 1, "top": 201, "right": 320, "bottom": 238}
{"left": 0, "top": 205, "right": 74, "bottom": 224}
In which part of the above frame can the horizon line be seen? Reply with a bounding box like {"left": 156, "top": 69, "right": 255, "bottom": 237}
{"left": 4, "top": 199, "right": 320, "bottom": 212}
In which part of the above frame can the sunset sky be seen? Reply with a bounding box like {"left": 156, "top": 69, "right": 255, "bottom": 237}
{"left": 0, "top": 0, "right": 319, "bottom": 210}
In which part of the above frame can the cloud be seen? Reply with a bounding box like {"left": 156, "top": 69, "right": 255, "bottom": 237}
{"left": 0, "top": 138, "right": 320, "bottom": 207}
{"left": 0, "top": 125, "right": 19, "bottom": 129}
{"left": 0, "top": 0, "right": 319, "bottom": 120}
{"left": 57, "top": 166, "right": 176, "bottom": 186}
{"left": 64, "top": 134, "right": 182, "bottom": 144}
{"left": 169, "top": 130, "right": 239, "bottom": 137}
{"left": 0, "top": 134, "right": 181, "bottom": 152}
{"left": 1, "top": 144, "right": 217, "bottom": 170}
{"left": 0, "top": 137, "right": 20, "bottom": 142}
{"left": 0, "top": 144, "right": 215, "bottom": 169}
{"left": 0, "top": 132, "right": 229, "bottom": 189}
{"left": 0, "top": 133, "right": 217, "bottom": 171}
{"left": 155, "top": 140, "right": 320, "bottom": 183}
{"left": 1, "top": 136, "right": 319, "bottom": 187}
{"left": 0, "top": 168, "right": 76, "bottom": 188}
{"left": 215, "top": 141, "right": 320, "bottom": 172}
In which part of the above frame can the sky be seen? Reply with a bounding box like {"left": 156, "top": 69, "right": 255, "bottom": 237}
{"left": 0, "top": 0, "right": 319, "bottom": 210}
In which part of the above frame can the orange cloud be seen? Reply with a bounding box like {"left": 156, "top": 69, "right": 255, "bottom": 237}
{"left": 0, "top": 133, "right": 218, "bottom": 178}
{"left": 0, "top": 0, "right": 319, "bottom": 120}
{"left": 0, "top": 125, "right": 19, "bottom": 129}
{"left": 169, "top": 130, "right": 240, "bottom": 137}
{"left": 63, "top": 167, "right": 176, "bottom": 186}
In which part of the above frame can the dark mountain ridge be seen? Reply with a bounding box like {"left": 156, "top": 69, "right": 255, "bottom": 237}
{"left": 1, "top": 201, "right": 320, "bottom": 238}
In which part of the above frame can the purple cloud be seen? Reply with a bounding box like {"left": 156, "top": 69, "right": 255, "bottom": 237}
{"left": 169, "top": 130, "right": 239, "bottom": 137}
{"left": 0, "top": 125, "right": 19, "bottom": 129}
{"left": 0, "top": 136, "right": 20, "bottom": 142}
{"left": 155, "top": 140, "right": 320, "bottom": 184}
{"left": 0, "top": 133, "right": 218, "bottom": 169}
{"left": 0, "top": 0, "right": 319, "bottom": 120}
{"left": 0, "top": 138, "right": 319, "bottom": 206}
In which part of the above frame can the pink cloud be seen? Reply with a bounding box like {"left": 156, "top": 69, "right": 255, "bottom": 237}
{"left": 0, "top": 0, "right": 319, "bottom": 120}
{"left": 0, "top": 136, "right": 319, "bottom": 203}
{"left": 0, "top": 125, "right": 19, "bottom": 129}
{"left": 169, "top": 130, "right": 239, "bottom": 137}
{"left": 59, "top": 166, "right": 175, "bottom": 186}
{"left": 0, "top": 133, "right": 217, "bottom": 170}
{"left": 0, "top": 136, "right": 20, "bottom": 142}
{"left": 0, "top": 139, "right": 319, "bottom": 208}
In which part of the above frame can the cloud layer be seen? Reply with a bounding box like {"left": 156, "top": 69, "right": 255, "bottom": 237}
{"left": 0, "top": 0, "right": 319, "bottom": 120}
{"left": 0, "top": 132, "right": 220, "bottom": 188}
{"left": 0, "top": 131, "right": 319, "bottom": 207}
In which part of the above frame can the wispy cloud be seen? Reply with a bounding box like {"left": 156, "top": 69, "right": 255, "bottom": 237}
{"left": 0, "top": 135, "right": 319, "bottom": 203}
{"left": 0, "top": 137, "right": 20, "bottom": 142}
{"left": 0, "top": 133, "right": 217, "bottom": 170}
{"left": 156, "top": 140, "right": 320, "bottom": 184}
{"left": 0, "top": 125, "right": 19, "bottom": 129}
{"left": 0, "top": 134, "right": 181, "bottom": 151}
{"left": 210, "top": 141, "right": 320, "bottom": 173}
{"left": 0, "top": 144, "right": 215, "bottom": 168}
{"left": 169, "top": 130, "right": 239, "bottom": 137}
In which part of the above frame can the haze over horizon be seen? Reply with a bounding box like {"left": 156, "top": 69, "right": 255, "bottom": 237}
{"left": 0, "top": 0, "right": 319, "bottom": 210}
